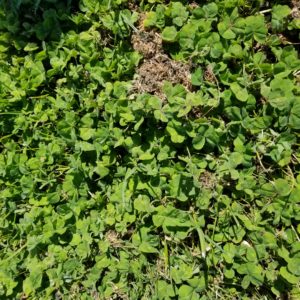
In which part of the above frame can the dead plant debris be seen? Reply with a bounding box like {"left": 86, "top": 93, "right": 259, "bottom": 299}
{"left": 132, "top": 52, "right": 191, "bottom": 99}
{"left": 131, "top": 16, "right": 192, "bottom": 99}
{"left": 131, "top": 30, "right": 162, "bottom": 59}
{"left": 292, "top": 0, "right": 300, "bottom": 18}
{"left": 199, "top": 170, "right": 217, "bottom": 190}
{"left": 105, "top": 230, "right": 123, "bottom": 247}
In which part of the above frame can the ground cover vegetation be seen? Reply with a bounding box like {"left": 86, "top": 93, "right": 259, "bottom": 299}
{"left": 0, "top": 0, "right": 300, "bottom": 299}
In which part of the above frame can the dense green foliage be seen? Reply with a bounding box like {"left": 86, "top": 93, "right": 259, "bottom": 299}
{"left": 0, "top": 0, "right": 300, "bottom": 299}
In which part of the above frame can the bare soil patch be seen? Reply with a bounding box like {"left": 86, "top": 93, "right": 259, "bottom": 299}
{"left": 131, "top": 16, "right": 191, "bottom": 99}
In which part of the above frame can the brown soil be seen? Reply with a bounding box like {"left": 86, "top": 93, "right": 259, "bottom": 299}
{"left": 131, "top": 15, "right": 191, "bottom": 99}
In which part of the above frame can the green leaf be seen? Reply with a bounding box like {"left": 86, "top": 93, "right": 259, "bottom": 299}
{"left": 171, "top": 263, "right": 193, "bottom": 284}
{"left": 139, "top": 242, "right": 158, "bottom": 253}
{"left": 161, "top": 26, "right": 177, "bottom": 42}
{"left": 241, "top": 275, "right": 251, "bottom": 289}
{"left": 148, "top": 96, "right": 161, "bottom": 110}
{"left": 76, "top": 141, "right": 95, "bottom": 152}
{"left": 236, "top": 263, "right": 264, "bottom": 286}
{"left": 272, "top": 5, "right": 291, "bottom": 31}
{"left": 157, "top": 281, "right": 176, "bottom": 298}
{"left": 191, "top": 68, "right": 203, "bottom": 86}
{"left": 244, "top": 15, "right": 267, "bottom": 42}
{"left": 154, "top": 109, "right": 168, "bottom": 122}
{"left": 217, "top": 10, "right": 241, "bottom": 40}
{"left": 139, "top": 152, "right": 154, "bottom": 161}
{"left": 24, "top": 43, "right": 39, "bottom": 51}
{"left": 230, "top": 82, "right": 248, "bottom": 102}
{"left": 224, "top": 268, "right": 235, "bottom": 279}
{"left": 169, "top": 2, "right": 189, "bottom": 27}
{"left": 179, "top": 22, "right": 198, "bottom": 49}
{"left": 152, "top": 205, "right": 192, "bottom": 238}
{"left": 202, "top": 3, "right": 218, "bottom": 18}
{"left": 166, "top": 125, "right": 185, "bottom": 144}
{"left": 289, "top": 187, "right": 300, "bottom": 203}
{"left": 79, "top": 128, "right": 95, "bottom": 140}
{"left": 177, "top": 285, "right": 198, "bottom": 300}
{"left": 228, "top": 152, "right": 244, "bottom": 168}
{"left": 134, "top": 195, "right": 154, "bottom": 212}
{"left": 163, "top": 82, "right": 186, "bottom": 100}
{"left": 169, "top": 174, "right": 197, "bottom": 202}
{"left": 274, "top": 178, "right": 291, "bottom": 197}
{"left": 23, "top": 268, "right": 43, "bottom": 296}
{"left": 218, "top": 17, "right": 236, "bottom": 39}
{"left": 192, "top": 135, "right": 205, "bottom": 150}
{"left": 280, "top": 267, "right": 299, "bottom": 284}
{"left": 94, "top": 163, "right": 110, "bottom": 178}
{"left": 143, "top": 11, "right": 157, "bottom": 28}
{"left": 287, "top": 258, "right": 300, "bottom": 276}
{"left": 289, "top": 100, "right": 300, "bottom": 129}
